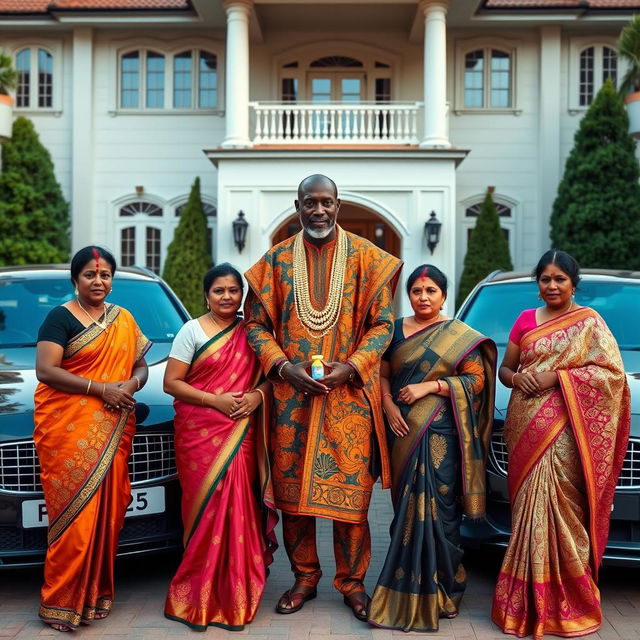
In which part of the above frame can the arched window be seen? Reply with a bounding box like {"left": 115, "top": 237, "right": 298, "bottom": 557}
{"left": 15, "top": 47, "right": 53, "bottom": 109}
{"left": 463, "top": 48, "right": 512, "bottom": 109}
{"left": 118, "top": 201, "right": 164, "bottom": 273}
{"left": 119, "top": 48, "right": 217, "bottom": 110}
{"left": 579, "top": 45, "right": 617, "bottom": 106}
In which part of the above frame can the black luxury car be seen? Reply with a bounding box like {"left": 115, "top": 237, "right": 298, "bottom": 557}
{"left": 456, "top": 269, "right": 640, "bottom": 566}
{"left": 0, "top": 265, "right": 189, "bottom": 568}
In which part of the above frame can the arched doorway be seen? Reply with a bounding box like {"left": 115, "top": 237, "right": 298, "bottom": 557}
{"left": 271, "top": 202, "right": 401, "bottom": 258}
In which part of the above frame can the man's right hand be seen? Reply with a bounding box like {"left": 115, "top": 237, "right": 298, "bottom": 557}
{"left": 281, "top": 361, "right": 329, "bottom": 395}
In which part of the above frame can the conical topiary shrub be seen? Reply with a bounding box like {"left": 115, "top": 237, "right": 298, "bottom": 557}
{"left": 0, "top": 117, "right": 70, "bottom": 265}
{"left": 550, "top": 80, "right": 640, "bottom": 269}
{"left": 162, "top": 177, "right": 213, "bottom": 316}
{"left": 457, "top": 188, "right": 513, "bottom": 307}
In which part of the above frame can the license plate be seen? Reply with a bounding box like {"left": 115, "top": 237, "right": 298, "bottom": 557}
{"left": 21, "top": 486, "right": 165, "bottom": 529}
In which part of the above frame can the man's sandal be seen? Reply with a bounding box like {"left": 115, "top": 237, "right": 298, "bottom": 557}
{"left": 275, "top": 586, "right": 317, "bottom": 614}
{"left": 343, "top": 591, "right": 371, "bottom": 622}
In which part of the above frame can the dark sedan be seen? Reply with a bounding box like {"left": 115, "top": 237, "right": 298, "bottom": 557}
{"left": 0, "top": 265, "right": 188, "bottom": 568}
{"left": 456, "top": 269, "right": 640, "bottom": 566}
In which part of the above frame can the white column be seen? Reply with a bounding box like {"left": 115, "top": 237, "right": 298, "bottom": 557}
{"left": 538, "top": 26, "right": 562, "bottom": 259}
{"left": 72, "top": 27, "right": 94, "bottom": 250}
{"left": 420, "top": 0, "right": 450, "bottom": 148}
{"left": 222, "top": 0, "right": 252, "bottom": 148}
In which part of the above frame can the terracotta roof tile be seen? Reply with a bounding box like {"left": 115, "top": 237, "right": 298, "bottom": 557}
{"left": 484, "top": 0, "right": 640, "bottom": 8}
{"left": 0, "top": 0, "right": 189, "bottom": 14}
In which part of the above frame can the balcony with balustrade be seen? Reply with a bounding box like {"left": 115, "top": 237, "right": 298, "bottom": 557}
{"left": 250, "top": 101, "right": 423, "bottom": 146}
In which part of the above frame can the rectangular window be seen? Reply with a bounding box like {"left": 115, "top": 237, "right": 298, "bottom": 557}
{"left": 490, "top": 50, "right": 511, "bottom": 108}
{"left": 16, "top": 49, "right": 30, "bottom": 108}
{"left": 198, "top": 51, "right": 217, "bottom": 108}
{"left": 146, "top": 52, "right": 165, "bottom": 108}
{"left": 146, "top": 227, "right": 161, "bottom": 274}
{"left": 121, "top": 227, "right": 135, "bottom": 267}
{"left": 603, "top": 46, "right": 617, "bottom": 86}
{"left": 38, "top": 49, "right": 53, "bottom": 108}
{"left": 121, "top": 52, "right": 140, "bottom": 108}
{"left": 579, "top": 47, "right": 594, "bottom": 107}
{"left": 464, "top": 50, "right": 484, "bottom": 108}
{"left": 173, "top": 51, "right": 192, "bottom": 108}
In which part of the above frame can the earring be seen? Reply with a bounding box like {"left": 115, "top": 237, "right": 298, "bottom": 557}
{"left": 74, "top": 286, "right": 79, "bottom": 295}
{"left": 206, "top": 302, "right": 210, "bottom": 310}
{"left": 537, "top": 293, "right": 542, "bottom": 300}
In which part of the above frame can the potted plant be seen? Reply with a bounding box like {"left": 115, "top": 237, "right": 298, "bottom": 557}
{"left": 618, "top": 15, "right": 640, "bottom": 137}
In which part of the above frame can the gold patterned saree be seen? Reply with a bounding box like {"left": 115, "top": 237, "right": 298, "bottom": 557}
{"left": 492, "top": 307, "right": 630, "bottom": 639}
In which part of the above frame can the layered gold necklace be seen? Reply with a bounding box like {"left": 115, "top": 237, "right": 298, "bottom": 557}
{"left": 292, "top": 227, "right": 348, "bottom": 338}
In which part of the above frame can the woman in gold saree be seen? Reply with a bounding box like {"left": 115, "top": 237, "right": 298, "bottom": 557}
{"left": 34, "top": 246, "right": 149, "bottom": 631}
{"left": 163, "top": 263, "right": 277, "bottom": 631}
{"left": 492, "top": 250, "right": 631, "bottom": 639}
{"left": 368, "top": 265, "right": 496, "bottom": 632}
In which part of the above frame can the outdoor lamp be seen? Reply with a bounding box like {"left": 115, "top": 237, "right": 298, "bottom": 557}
{"left": 424, "top": 211, "right": 442, "bottom": 254}
{"left": 232, "top": 210, "right": 249, "bottom": 253}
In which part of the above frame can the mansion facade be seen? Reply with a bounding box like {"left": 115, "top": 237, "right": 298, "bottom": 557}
{"left": 0, "top": 0, "right": 637, "bottom": 312}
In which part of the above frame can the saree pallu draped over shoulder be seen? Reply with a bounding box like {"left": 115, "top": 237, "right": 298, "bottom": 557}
{"left": 33, "top": 305, "right": 150, "bottom": 629}
{"left": 369, "top": 319, "right": 496, "bottom": 632}
{"left": 492, "top": 307, "right": 630, "bottom": 639}
{"left": 164, "top": 319, "right": 278, "bottom": 631}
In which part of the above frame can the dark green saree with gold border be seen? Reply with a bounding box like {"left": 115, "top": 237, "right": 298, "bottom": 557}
{"left": 368, "top": 318, "right": 496, "bottom": 632}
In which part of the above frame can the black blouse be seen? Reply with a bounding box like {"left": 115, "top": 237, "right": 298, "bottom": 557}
{"left": 37, "top": 306, "right": 86, "bottom": 348}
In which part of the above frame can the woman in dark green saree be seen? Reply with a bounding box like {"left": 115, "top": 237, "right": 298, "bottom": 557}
{"left": 368, "top": 265, "right": 496, "bottom": 632}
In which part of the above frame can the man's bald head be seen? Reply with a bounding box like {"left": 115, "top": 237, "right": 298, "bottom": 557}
{"left": 297, "top": 174, "right": 338, "bottom": 201}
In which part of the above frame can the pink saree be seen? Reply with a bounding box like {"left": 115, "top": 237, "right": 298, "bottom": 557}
{"left": 164, "top": 319, "right": 278, "bottom": 631}
{"left": 492, "top": 307, "right": 630, "bottom": 639}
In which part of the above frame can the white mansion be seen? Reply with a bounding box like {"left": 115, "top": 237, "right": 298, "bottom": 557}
{"left": 0, "top": 0, "right": 637, "bottom": 310}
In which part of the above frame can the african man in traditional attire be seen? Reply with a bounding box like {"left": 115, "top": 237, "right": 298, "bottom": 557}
{"left": 244, "top": 174, "right": 402, "bottom": 621}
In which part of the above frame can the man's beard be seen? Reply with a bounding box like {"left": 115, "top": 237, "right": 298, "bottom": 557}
{"left": 300, "top": 215, "right": 336, "bottom": 239}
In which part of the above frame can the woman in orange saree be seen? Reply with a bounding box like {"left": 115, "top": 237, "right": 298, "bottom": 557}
{"left": 34, "top": 246, "right": 150, "bottom": 631}
{"left": 491, "top": 251, "right": 631, "bottom": 639}
{"left": 163, "top": 264, "right": 277, "bottom": 631}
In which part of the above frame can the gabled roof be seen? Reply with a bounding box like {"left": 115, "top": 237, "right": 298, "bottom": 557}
{"left": 483, "top": 0, "right": 640, "bottom": 8}
{"left": 0, "top": 0, "right": 189, "bottom": 14}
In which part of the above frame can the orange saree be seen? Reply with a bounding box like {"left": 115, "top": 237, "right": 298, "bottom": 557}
{"left": 164, "top": 319, "right": 278, "bottom": 631}
{"left": 33, "top": 305, "right": 150, "bottom": 629}
{"left": 492, "top": 307, "right": 630, "bottom": 639}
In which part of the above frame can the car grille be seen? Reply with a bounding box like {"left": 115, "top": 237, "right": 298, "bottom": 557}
{"left": 0, "top": 433, "right": 176, "bottom": 493}
{"left": 490, "top": 432, "right": 640, "bottom": 490}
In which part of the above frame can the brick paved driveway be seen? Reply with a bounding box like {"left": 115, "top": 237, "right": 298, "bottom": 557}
{"left": 1, "top": 487, "right": 638, "bottom": 639}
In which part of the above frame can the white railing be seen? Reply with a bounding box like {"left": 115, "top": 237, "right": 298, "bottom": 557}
{"left": 250, "top": 101, "right": 422, "bottom": 145}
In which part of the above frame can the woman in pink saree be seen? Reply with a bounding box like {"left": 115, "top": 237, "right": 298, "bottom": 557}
{"left": 491, "top": 251, "right": 630, "bottom": 639}
{"left": 163, "top": 264, "right": 277, "bottom": 631}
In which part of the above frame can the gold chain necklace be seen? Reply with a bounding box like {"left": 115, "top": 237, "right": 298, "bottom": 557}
{"left": 293, "top": 227, "right": 348, "bottom": 338}
{"left": 77, "top": 298, "right": 108, "bottom": 330}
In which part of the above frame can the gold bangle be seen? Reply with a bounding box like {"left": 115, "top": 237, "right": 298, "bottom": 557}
{"left": 254, "top": 387, "right": 265, "bottom": 406}
{"left": 86, "top": 379, "right": 92, "bottom": 395}
{"left": 102, "top": 383, "right": 106, "bottom": 398}
{"left": 132, "top": 375, "right": 141, "bottom": 390}
{"left": 382, "top": 392, "right": 393, "bottom": 399}
{"left": 511, "top": 372, "right": 517, "bottom": 387}
{"left": 201, "top": 391, "right": 207, "bottom": 407}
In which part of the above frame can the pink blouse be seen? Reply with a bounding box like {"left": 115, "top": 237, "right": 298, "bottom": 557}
{"left": 508, "top": 308, "right": 538, "bottom": 346}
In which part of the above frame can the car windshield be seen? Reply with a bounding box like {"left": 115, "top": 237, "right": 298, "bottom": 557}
{"left": 0, "top": 276, "right": 186, "bottom": 347}
{"left": 459, "top": 279, "right": 640, "bottom": 350}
